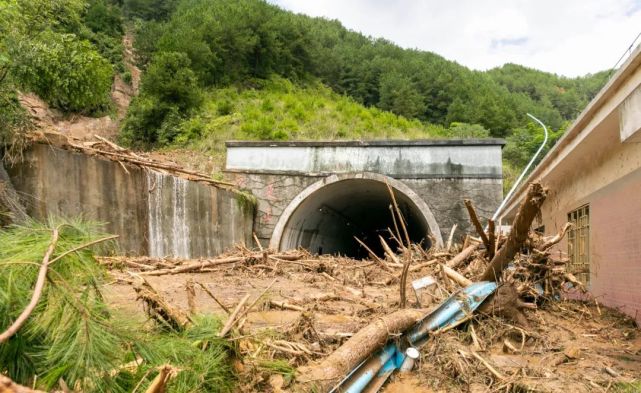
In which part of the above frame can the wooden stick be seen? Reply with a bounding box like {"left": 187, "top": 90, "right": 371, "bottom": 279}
{"left": 269, "top": 300, "right": 305, "bottom": 312}
{"left": 241, "top": 279, "right": 277, "bottom": 319}
{"left": 464, "top": 199, "right": 490, "bottom": 251}
{"left": 487, "top": 219, "right": 496, "bottom": 260}
{"left": 354, "top": 236, "right": 392, "bottom": 272}
{"left": 446, "top": 224, "right": 457, "bottom": 251}
{"left": 441, "top": 264, "right": 473, "bottom": 287}
{"left": 67, "top": 141, "right": 236, "bottom": 187}
{"left": 388, "top": 205, "right": 404, "bottom": 249}
{"left": 379, "top": 236, "right": 401, "bottom": 265}
{"left": 253, "top": 233, "right": 263, "bottom": 251}
{"left": 386, "top": 182, "right": 411, "bottom": 247}
{"left": 186, "top": 278, "right": 197, "bottom": 315}
{"left": 0, "top": 375, "right": 47, "bottom": 393}
{"left": 0, "top": 228, "right": 59, "bottom": 343}
{"left": 399, "top": 254, "right": 412, "bottom": 308}
{"left": 470, "top": 350, "right": 506, "bottom": 381}
{"left": 446, "top": 243, "right": 480, "bottom": 269}
{"left": 144, "top": 365, "right": 176, "bottom": 393}
{"left": 196, "top": 282, "right": 231, "bottom": 314}
{"left": 218, "top": 294, "right": 251, "bottom": 337}
{"left": 537, "top": 222, "right": 572, "bottom": 252}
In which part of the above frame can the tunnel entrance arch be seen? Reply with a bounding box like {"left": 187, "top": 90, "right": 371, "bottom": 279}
{"left": 270, "top": 172, "right": 442, "bottom": 257}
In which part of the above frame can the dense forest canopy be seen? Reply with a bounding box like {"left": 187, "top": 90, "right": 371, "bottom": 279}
{"left": 1, "top": 0, "right": 611, "bottom": 189}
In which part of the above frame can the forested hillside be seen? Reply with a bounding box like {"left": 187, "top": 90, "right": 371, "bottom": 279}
{"left": 1, "top": 0, "right": 610, "bottom": 189}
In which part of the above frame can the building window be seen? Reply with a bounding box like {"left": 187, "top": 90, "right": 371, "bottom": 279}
{"left": 567, "top": 205, "right": 590, "bottom": 284}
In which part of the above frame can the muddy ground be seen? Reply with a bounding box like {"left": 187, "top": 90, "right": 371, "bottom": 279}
{"left": 101, "top": 251, "right": 641, "bottom": 393}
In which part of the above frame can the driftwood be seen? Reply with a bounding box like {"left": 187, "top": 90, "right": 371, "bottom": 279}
{"left": 134, "top": 278, "right": 192, "bottom": 330}
{"left": 354, "top": 236, "right": 392, "bottom": 272}
{"left": 446, "top": 243, "right": 480, "bottom": 269}
{"left": 487, "top": 219, "right": 496, "bottom": 260}
{"left": 218, "top": 294, "right": 251, "bottom": 338}
{"left": 0, "top": 375, "right": 46, "bottom": 393}
{"left": 441, "top": 264, "right": 473, "bottom": 287}
{"left": 298, "top": 308, "right": 425, "bottom": 390}
{"left": 481, "top": 183, "right": 547, "bottom": 282}
{"left": 536, "top": 222, "right": 572, "bottom": 252}
{"left": 139, "top": 252, "right": 305, "bottom": 276}
{"left": 464, "top": 199, "right": 490, "bottom": 251}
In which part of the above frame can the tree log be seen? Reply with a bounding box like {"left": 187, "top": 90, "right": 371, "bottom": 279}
{"left": 297, "top": 309, "right": 426, "bottom": 390}
{"left": 480, "top": 183, "right": 547, "bottom": 282}
{"left": 446, "top": 243, "right": 480, "bottom": 269}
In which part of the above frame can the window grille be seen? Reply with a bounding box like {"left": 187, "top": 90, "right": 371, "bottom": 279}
{"left": 567, "top": 205, "right": 590, "bottom": 284}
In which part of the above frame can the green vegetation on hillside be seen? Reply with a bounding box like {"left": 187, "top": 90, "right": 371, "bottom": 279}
{"left": 1, "top": 0, "right": 611, "bottom": 191}
{"left": 123, "top": 76, "right": 453, "bottom": 149}
{"left": 128, "top": 0, "right": 608, "bottom": 138}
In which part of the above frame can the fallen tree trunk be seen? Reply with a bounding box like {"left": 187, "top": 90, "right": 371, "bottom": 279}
{"left": 0, "top": 375, "right": 46, "bottom": 393}
{"left": 297, "top": 308, "right": 425, "bottom": 391}
{"left": 480, "top": 183, "right": 547, "bottom": 282}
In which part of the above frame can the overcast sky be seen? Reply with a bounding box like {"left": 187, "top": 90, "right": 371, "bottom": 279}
{"left": 268, "top": 0, "right": 641, "bottom": 77}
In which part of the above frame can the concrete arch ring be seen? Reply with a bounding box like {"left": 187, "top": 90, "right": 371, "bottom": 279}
{"left": 269, "top": 172, "right": 443, "bottom": 251}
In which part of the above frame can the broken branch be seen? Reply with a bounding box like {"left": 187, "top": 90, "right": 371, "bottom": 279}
{"left": 0, "top": 228, "right": 59, "bottom": 343}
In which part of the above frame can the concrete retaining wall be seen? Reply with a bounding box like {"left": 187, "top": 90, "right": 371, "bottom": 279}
{"left": 8, "top": 144, "right": 254, "bottom": 257}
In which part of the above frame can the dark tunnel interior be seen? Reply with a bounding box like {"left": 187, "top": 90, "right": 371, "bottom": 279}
{"left": 278, "top": 179, "right": 431, "bottom": 258}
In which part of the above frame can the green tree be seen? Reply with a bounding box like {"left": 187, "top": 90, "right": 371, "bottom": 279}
{"left": 10, "top": 31, "right": 113, "bottom": 113}
{"left": 120, "top": 51, "right": 202, "bottom": 147}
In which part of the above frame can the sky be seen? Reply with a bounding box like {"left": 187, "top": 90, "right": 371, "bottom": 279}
{"left": 268, "top": 0, "right": 641, "bottom": 77}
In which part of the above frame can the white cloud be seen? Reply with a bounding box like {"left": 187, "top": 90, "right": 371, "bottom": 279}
{"left": 268, "top": 0, "right": 641, "bottom": 76}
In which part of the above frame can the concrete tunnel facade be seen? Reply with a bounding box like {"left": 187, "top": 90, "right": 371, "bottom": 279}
{"left": 270, "top": 173, "right": 440, "bottom": 257}
{"left": 224, "top": 139, "right": 505, "bottom": 257}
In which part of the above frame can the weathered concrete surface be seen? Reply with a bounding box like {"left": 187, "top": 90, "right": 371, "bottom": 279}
{"left": 226, "top": 139, "right": 504, "bottom": 178}
{"left": 226, "top": 139, "right": 504, "bottom": 250}
{"left": 620, "top": 84, "right": 641, "bottom": 142}
{"left": 8, "top": 144, "right": 254, "bottom": 257}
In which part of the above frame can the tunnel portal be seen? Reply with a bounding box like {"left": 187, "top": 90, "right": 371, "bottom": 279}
{"left": 270, "top": 174, "right": 437, "bottom": 258}
{"left": 225, "top": 139, "right": 505, "bottom": 255}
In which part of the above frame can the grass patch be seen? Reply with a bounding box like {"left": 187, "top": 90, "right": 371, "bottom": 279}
{"left": 169, "top": 76, "right": 449, "bottom": 164}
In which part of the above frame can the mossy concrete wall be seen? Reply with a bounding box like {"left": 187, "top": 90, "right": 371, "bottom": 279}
{"left": 8, "top": 143, "right": 254, "bottom": 257}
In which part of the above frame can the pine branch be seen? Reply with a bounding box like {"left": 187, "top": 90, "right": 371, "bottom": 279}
{"left": 0, "top": 227, "right": 59, "bottom": 343}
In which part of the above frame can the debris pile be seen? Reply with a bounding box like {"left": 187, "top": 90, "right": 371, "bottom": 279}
{"left": 2, "top": 184, "right": 640, "bottom": 392}
{"left": 28, "top": 130, "right": 235, "bottom": 188}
